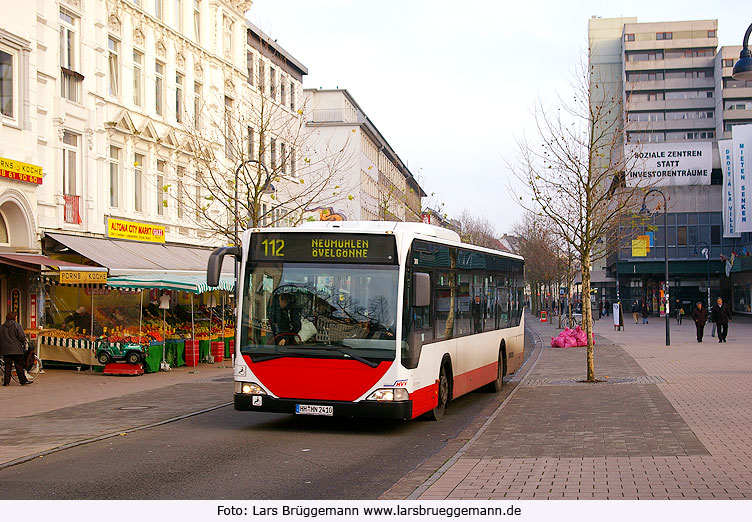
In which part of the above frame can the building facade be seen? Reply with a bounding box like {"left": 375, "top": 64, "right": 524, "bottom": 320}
{"left": 304, "top": 88, "right": 425, "bottom": 222}
{"left": 589, "top": 17, "right": 752, "bottom": 314}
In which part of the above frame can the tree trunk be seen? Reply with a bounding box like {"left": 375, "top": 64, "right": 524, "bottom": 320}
{"left": 581, "top": 261, "right": 595, "bottom": 381}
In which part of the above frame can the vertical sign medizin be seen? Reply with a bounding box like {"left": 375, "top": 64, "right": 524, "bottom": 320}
{"left": 733, "top": 125, "right": 752, "bottom": 233}
{"left": 719, "top": 139, "right": 740, "bottom": 238}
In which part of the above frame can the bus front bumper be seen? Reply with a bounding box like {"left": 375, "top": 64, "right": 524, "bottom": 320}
{"left": 234, "top": 394, "right": 412, "bottom": 420}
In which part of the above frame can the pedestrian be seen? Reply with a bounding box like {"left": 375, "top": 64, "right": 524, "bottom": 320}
{"left": 711, "top": 297, "right": 732, "bottom": 343}
{"left": 691, "top": 302, "right": 707, "bottom": 343}
{"left": 0, "top": 311, "right": 31, "bottom": 386}
{"left": 631, "top": 300, "right": 640, "bottom": 324}
{"left": 598, "top": 300, "right": 603, "bottom": 319}
{"left": 604, "top": 299, "right": 610, "bottom": 317}
{"left": 677, "top": 304, "right": 684, "bottom": 325}
{"left": 641, "top": 301, "right": 649, "bottom": 324}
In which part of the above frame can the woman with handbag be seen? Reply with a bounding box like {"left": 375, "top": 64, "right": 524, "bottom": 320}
{"left": 0, "top": 312, "right": 31, "bottom": 386}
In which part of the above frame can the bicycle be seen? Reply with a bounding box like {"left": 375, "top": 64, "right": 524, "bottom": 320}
{"left": 564, "top": 313, "right": 583, "bottom": 328}
{"left": 0, "top": 354, "right": 43, "bottom": 384}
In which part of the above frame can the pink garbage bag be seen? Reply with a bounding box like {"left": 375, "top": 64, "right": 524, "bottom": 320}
{"left": 564, "top": 335, "right": 577, "bottom": 348}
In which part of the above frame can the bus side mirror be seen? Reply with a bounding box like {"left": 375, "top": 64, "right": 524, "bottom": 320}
{"left": 412, "top": 272, "right": 430, "bottom": 308}
{"left": 207, "top": 246, "right": 240, "bottom": 287}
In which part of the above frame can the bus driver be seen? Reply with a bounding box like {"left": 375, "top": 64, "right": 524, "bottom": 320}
{"left": 270, "top": 293, "right": 301, "bottom": 345}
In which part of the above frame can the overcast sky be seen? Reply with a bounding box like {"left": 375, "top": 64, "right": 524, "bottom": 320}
{"left": 248, "top": 0, "right": 750, "bottom": 234}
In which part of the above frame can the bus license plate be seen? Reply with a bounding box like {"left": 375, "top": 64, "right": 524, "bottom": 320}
{"left": 295, "top": 404, "right": 333, "bottom": 416}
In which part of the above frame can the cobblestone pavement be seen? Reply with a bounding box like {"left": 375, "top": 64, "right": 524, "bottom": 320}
{"left": 392, "top": 312, "right": 752, "bottom": 500}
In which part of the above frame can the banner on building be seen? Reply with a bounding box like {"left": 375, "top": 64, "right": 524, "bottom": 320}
{"left": 625, "top": 142, "right": 712, "bottom": 186}
{"left": 107, "top": 218, "right": 166, "bottom": 243}
{"left": 732, "top": 125, "right": 752, "bottom": 233}
{"left": 0, "top": 157, "right": 43, "bottom": 185}
{"left": 719, "top": 139, "right": 741, "bottom": 238}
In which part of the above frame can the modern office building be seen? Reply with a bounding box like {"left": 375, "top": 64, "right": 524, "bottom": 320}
{"left": 589, "top": 17, "right": 752, "bottom": 314}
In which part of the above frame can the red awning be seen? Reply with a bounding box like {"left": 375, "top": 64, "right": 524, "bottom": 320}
{"left": 0, "top": 253, "right": 106, "bottom": 272}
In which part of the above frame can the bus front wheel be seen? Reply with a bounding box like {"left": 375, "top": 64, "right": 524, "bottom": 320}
{"left": 427, "top": 364, "right": 450, "bottom": 421}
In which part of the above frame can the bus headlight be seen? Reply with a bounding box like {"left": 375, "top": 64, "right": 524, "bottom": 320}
{"left": 235, "top": 381, "right": 267, "bottom": 395}
{"left": 366, "top": 388, "right": 409, "bottom": 401}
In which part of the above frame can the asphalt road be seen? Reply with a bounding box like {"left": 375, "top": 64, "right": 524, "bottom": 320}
{"left": 0, "top": 331, "right": 533, "bottom": 500}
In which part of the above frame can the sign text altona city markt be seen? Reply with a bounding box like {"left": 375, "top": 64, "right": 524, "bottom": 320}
{"left": 107, "top": 218, "right": 165, "bottom": 243}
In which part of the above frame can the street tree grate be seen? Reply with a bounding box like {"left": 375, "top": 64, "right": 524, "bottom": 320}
{"left": 523, "top": 375, "right": 667, "bottom": 387}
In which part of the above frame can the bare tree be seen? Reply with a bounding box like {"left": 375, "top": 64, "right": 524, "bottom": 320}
{"left": 508, "top": 62, "right": 649, "bottom": 382}
{"left": 454, "top": 210, "right": 499, "bottom": 249}
{"left": 170, "top": 53, "right": 354, "bottom": 245}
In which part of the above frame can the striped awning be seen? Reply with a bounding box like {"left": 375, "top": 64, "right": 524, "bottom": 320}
{"left": 106, "top": 274, "right": 235, "bottom": 294}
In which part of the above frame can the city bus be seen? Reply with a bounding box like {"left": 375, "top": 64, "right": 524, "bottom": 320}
{"left": 207, "top": 221, "right": 525, "bottom": 421}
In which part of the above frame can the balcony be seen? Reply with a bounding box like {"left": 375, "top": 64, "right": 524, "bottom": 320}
{"left": 63, "top": 194, "right": 82, "bottom": 224}
{"left": 307, "top": 107, "right": 360, "bottom": 124}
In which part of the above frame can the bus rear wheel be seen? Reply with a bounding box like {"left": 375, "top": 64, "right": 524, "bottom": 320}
{"left": 427, "top": 364, "right": 450, "bottom": 421}
{"left": 483, "top": 349, "right": 506, "bottom": 393}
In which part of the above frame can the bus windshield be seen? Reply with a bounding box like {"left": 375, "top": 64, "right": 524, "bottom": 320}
{"left": 240, "top": 262, "right": 399, "bottom": 365}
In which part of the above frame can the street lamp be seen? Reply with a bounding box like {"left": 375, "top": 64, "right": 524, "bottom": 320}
{"left": 732, "top": 23, "right": 752, "bottom": 81}
{"left": 693, "top": 241, "right": 711, "bottom": 311}
{"left": 641, "top": 188, "right": 670, "bottom": 346}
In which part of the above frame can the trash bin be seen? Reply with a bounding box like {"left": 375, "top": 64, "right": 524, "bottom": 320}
{"left": 185, "top": 339, "right": 199, "bottom": 367}
{"left": 210, "top": 341, "right": 224, "bottom": 363}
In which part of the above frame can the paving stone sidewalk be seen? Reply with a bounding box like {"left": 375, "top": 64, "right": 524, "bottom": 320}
{"left": 403, "top": 313, "right": 752, "bottom": 499}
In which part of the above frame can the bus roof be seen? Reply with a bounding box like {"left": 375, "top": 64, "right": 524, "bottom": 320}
{"left": 248, "top": 221, "right": 524, "bottom": 261}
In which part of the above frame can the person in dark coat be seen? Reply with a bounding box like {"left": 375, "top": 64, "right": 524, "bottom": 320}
{"left": 631, "top": 300, "right": 640, "bottom": 324}
{"left": 691, "top": 302, "right": 708, "bottom": 343}
{"left": 604, "top": 299, "right": 610, "bottom": 317}
{"left": 641, "top": 302, "right": 649, "bottom": 324}
{"left": 270, "top": 293, "right": 301, "bottom": 345}
{"left": 711, "top": 297, "right": 732, "bottom": 343}
{"left": 0, "top": 312, "right": 31, "bottom": 386}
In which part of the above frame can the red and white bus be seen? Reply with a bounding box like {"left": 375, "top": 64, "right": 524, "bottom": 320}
{"left": 208, "top": 221, "right": 525, "bottom": 421}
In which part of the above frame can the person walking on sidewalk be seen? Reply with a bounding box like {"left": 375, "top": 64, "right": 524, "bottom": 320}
{"left": 641, "top": 301, "right": 649, "bottom": 324}
{"left": 692, "top": 302, "right": 707, "bottom": 343}
{"left": 0, "top": 311, "right": 31, "bottom": 386}
{"left": 677, "top": 304, "right": 684, "bottom": 325}
{"left": 711, "top": 297, "right": 732, "bottom": 343}
{"left": 631, "top": 300, "right": 640, "bottom": 324}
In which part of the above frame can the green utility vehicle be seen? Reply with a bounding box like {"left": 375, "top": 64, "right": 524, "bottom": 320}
{"left": 95, "top": 341, "right": 146, "bottom": 365}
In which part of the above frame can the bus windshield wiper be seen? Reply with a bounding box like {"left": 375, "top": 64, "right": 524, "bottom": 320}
{"left": 317, "top": 344, "right": 380, "bottom": 368}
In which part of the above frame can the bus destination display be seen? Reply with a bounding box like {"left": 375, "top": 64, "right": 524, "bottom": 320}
{"left": 250, "top": 233, "right": 398, "bottom": 264}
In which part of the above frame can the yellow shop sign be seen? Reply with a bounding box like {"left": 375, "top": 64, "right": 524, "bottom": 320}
{"left": 107, "top": 218, "right": 166, "bottom": 243}
{"left": 0, "top": 157, "right": 43, "bottom": 185}
{"left": 59, "top": 271, "right": 108, "bottom": 284}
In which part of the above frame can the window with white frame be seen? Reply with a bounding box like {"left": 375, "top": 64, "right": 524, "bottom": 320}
{"left": 155, "top": 61, "right": 164, "bottom": 115}
{"left": 157, "top": 160, "right": 166, "bottom": 215}
{"left": 246, "top": 49, "right": 253, "bottom": 86}
{"left": 62, "top": 131, "right": 79, "bottom": 195}
{"left": 0, "top": 46, "right": 15, "bottom": 120}
{"left": 109, "top": 146, "right": 120, "bottom": 207}
{"left": 60, "top": 9, "right": 81, "bottom": 102}
{"left": 174, "top": 0, "right": 183, "bottom": 32}
{"left": 195, "top": 183, "right": 202, "bottom": 218}
{"left": 247, "top": 126, "right": 254, "bottom": 157}
{"left": 133, "top": 50, "right": 143, "bottom": 107}
{"left": 224, "top": 96, "right": 234, "bottom": 160}
{"left": 177, "top": 166, "right": 185, "bottom": 218}
{"left": 270, "top": 138, "right": 276, "bottom": 170}
{"left": 223, "top": 14, "right": 232, "bottom": 58}
{"left": 193, "top": 0, "right": 201, "bottom": 44}
{"left": 154, "top": 0, "right": 163, "bottom": 20}
{"left": 59, "top": 9, "right": 78, "bottom": 70}
{"left": 290, "top": 81, "right": 295, "bottom": 111}
{"left": 193, "top": 81, "right": 201, "bottom": 129}
{"left": 269, "top": 66, "right": 276, "bottom": 99}
{"left": 108, "top": 36, "right": 120, "bottom": 97}
{"left": 280, "top": 142, "right": 286, "bottom": 174}
{"left": 281, "top": 78, "right": 286, "bottom": 107}
{"left": 290, "top": 146, "right": 296, "bottom": 177}
{"left": 134, "top": 153, "right": 144, "bottom": 212}
{"left": 176, "top": 72, "right": 183, "bottom": 122}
